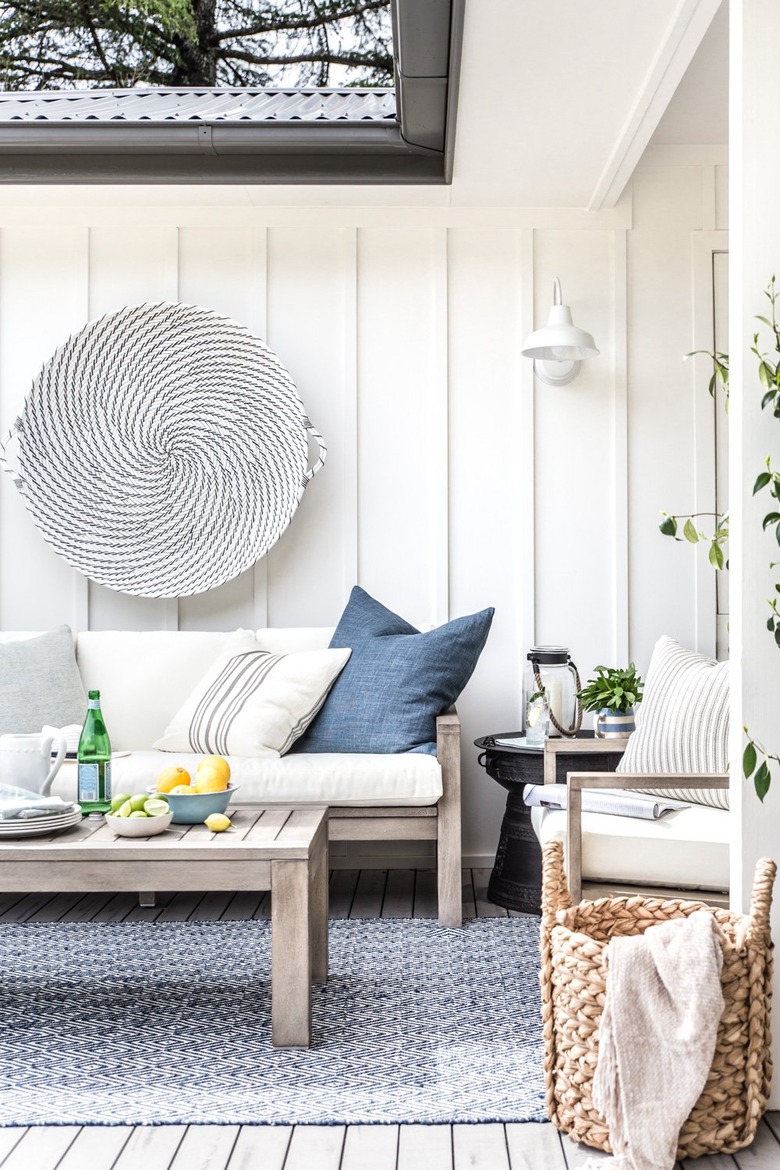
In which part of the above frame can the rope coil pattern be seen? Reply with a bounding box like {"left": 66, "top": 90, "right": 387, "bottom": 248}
{"left": 0, "top": 302, "right": 326, "bottom": 598}
{"left": 540, "top": 841, "right": 776, "bottom": 1159}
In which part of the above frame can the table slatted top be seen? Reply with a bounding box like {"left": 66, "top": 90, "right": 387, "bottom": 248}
{"left": 0, "top": 806, "right": 327, "bottom": 863}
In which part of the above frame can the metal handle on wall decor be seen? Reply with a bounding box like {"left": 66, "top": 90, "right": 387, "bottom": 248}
{"left": 303, "top": 420, "right": 327, "bottom": 484}
{"left": 0, "top": 422, "right": 25, "bottom": 493}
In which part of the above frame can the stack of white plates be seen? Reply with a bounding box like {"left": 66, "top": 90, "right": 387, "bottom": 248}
{"left": 0, "top": 805, "right": 82, "bottom": 838}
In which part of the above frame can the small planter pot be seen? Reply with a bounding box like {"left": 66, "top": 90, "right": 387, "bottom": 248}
{"left": 593, "top": 706, "right": 635, "bottom": 738}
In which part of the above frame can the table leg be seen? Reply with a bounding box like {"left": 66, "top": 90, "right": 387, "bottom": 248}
{"left": 310, "top": 823, "right": 328, "bottom": 984}
{"left": 271, "top": 858, "right": 312, "bottom": 1047}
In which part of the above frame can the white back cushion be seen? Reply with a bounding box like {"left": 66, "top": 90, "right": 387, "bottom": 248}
{"left": 1, "top": 629, "right": 337, "bottom": 751}
{"left": 76, "top": 631, "right": 231, "bottom": 750}
{"left": 255, "top": 628, "right": 333, "bottom": 653}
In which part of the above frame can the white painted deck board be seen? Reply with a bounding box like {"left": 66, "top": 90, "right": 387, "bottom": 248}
{"left": 341, "top": 1124, "right": 399, "bottom": 1169}
{"left": 453, "top": 1122, "right": 510, "bottom": 1169}
{"left": 225, "top": 1125, "right": 291, "bottom": 1170}
{"left": 55, "top": 1125, "right": 133, "bottom": 1170}
{"left": 111, "top": 1124, "right": 188, "bottom": 1170}
{"left": 397, "top": 1123, "right": 453, "bottom": 1169}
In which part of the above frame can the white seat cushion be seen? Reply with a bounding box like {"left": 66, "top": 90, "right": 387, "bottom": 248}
{"left": 53, "top": 751, "right": 442, "bottom": 808}
{"left": 531, "top": 803, "right": 729, "bottom": 891}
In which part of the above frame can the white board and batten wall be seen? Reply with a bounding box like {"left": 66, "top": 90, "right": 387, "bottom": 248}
{"left": 0, "top": 156, "right": 726, "bottom": 864}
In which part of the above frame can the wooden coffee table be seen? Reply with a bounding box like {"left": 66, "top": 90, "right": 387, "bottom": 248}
{"left": 0, "top": 805, "right": 328, "bottom": 1047}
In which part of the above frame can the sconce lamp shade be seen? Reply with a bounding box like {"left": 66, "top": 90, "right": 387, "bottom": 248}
{"left": 521, "top": 278, "right": 599, "bottom": 385}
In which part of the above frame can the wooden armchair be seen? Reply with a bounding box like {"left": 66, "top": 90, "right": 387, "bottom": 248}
{"left": 565, "top": 772, "right": 729, "bottom": 903}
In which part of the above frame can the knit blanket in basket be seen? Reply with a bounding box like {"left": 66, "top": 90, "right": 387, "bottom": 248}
{"left": 585, "top": 909, "right": 724, "bottom": 1170}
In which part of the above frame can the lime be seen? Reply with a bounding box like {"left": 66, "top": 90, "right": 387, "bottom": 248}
{"left": 205, "top": 813, "right": 231, "bottom": 833}
{"left": 116, "top": 800, "right": 133, "bottom": 818}
{"left": 144, "top": 798, "right": 169, "bottom": 817}
{"left": 129, "top": 793, "right": 149, "bottom": 813}
{"left": 110, "top": 792, "right": 132, "bottom": 813}
{"left": 129, "top": 810, "right": 149, "bottom": 818}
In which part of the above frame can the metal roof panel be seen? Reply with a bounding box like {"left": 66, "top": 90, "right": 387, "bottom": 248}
{"left": 0, "top": 88, "right": 397, "bottom": 123}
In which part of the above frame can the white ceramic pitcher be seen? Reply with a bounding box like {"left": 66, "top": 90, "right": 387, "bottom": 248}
{"left": 0, "top": 733, "right": 68, "bottom": 796}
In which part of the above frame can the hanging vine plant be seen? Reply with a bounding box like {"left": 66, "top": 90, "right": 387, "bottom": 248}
{"left": 659, "top": 277, "right": 780, "bottom": 801}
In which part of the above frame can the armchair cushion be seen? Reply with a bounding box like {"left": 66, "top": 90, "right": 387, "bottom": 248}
{"left": 617, "top": 636, "right": 729, "bottom": 809}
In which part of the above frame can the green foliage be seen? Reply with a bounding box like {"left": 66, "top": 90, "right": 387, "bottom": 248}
{"left": 663, "top": 278, "right": 780, "bottom": 799}
{"left": 658, "top": 510, "right": 729, "bottom": 570}
{"left": 0, "top": 1, "right": 393, "bottom": 89}
{"left": 576, "top": 664, "right": 643, "bottom": 715}
{"left": 686, "top": 348, "right": 730, "bottom": 400}
{"left": 742, "top": 730, "right": 779, "bottom": 803}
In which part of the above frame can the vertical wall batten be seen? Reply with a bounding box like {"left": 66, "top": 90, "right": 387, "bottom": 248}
{"left": 612, "top": 229, "right": 629, "bottom": 663}
{"left": 340, "top": 227, "right": 359, "bottom": 603}
{"left": 519, "top": 228, "right": 535, "bottom": 656}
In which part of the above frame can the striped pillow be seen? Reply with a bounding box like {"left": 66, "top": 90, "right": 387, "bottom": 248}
{"left": 617, "top": 636, "right": 729, "bottom": 810}
{"left": 154, "top": 631, "right": 351, "bottom": 757}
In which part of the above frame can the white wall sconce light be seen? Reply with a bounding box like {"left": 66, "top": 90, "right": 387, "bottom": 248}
{"left": 521, "top": 278, "right": 599, "bottom": 386}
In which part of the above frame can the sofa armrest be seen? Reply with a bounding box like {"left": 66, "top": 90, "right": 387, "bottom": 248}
{"left": 435, "top": 707, "right": 462, "bottom": 926}
{"left": 565, "top": 771, "right": 729, "bottom": 903}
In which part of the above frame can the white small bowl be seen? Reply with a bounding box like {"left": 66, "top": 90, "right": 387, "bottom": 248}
{"left": 105, "top": 810, "right": 173, "bottom": 837}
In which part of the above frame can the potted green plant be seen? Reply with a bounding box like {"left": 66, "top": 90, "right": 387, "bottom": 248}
{"left": 577, "top": 664, "right": 643, "bottom": 738}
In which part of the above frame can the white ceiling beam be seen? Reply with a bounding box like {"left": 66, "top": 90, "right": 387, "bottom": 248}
{"left": 588, "top": 0, "right": 723, "bottom": 210}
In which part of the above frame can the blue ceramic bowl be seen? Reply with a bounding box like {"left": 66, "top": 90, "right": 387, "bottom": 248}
{"left": 146, "top": 783, "right": 238, "bottom": 825}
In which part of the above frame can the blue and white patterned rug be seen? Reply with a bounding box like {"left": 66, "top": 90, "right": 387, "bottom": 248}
{"left": 0, "top": 917, "right": 545, "bottom": 1126}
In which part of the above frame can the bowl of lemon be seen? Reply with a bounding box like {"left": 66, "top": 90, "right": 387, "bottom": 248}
{"left": 106, "top": 793, "right": 173, "bottom": 837}
{"left": 149, "top": 755, "right": 237, "bottom": 825}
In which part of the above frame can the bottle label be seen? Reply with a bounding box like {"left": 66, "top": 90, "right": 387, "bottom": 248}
{"left": 87, "top": 700, "right": 100, "bottom": 710}
{"left": 78, "top": 763, "right": 98, "bottom": 802}
{"left": 77, "top": 761, "right": 111, "bottom": 803}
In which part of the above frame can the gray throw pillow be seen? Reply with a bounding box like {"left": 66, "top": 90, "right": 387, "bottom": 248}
{"left": 0, "top": 626, "right": 87, "bottom": 736}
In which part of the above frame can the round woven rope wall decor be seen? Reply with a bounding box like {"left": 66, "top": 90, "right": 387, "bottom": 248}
{"left": 0, "top": 301, "right": 326, "bottom": 598}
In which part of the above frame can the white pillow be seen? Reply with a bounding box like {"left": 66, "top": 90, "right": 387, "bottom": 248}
{"left": 154, "top": 631, "right": 351, "bottom": 758}
{"left": 618, "top": 635, "right": 729, "bottom": 810}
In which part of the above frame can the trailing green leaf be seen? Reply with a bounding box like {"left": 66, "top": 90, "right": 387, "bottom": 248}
{"left": 683, "top": 518, "right": 699, "bottom": 544}
{"left": 743, "top": 740, "right": 757, "bottom": 779}
{"left": 709, "top": 542, "right": 724, "bottom": 570}
{"left": 755, "top": 761, "right": 771, "bottom": 802}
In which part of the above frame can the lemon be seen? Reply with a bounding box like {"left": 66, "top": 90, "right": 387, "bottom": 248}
{"left": 170, "top": 784, "right": 193, "bottom": 795}
{"left": 110, "top": 792, "right": 132, "bottom": 813}
{"left": 129, "top": 810, "right": 149, "bottom": 818}
{"left": 116, "top": 800, "right": 133, "bottom": 818}
{"left": 156, "top": 765, "right": 191, "bottom": 794}
{"left": 129, "top": 793, "right": 149, "bottom": 813}
{"left": 144, "top": 798, "right": 169, "bottom": 817}
{"left": 197, "top": 755, "right": 231, "bottom": 784}
{"left": 205, "top": 813, "right": 231, "bottom": 833}
{"left": 194, "top": 766, "right": 229, "bottom": 794}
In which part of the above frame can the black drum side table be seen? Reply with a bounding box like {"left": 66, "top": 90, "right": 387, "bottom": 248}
{"left": 475, "top": 732, "right": 626, "bottom": 914}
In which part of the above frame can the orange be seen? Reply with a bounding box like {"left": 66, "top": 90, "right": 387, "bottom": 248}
{"left": 194, "top": 766, "right": 229, "bottom": 794}
{"left": 197, "top": 755, "right": 231, "bottom": 784}
{"left": 156, "top": 765, "right": 191, "bottom": 793}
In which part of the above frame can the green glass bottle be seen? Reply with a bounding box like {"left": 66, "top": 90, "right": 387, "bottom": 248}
{"left": 77, "top": 689, "right": 112, "bottom": 816}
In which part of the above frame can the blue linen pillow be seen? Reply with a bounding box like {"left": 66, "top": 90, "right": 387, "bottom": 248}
{"left": 291, "top": 586, "right": 494, "bottom": 755}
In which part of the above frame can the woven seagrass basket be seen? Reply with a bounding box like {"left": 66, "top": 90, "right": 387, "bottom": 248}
{"left": 540, "top": 841, "right": 776, "bottom": 1159}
